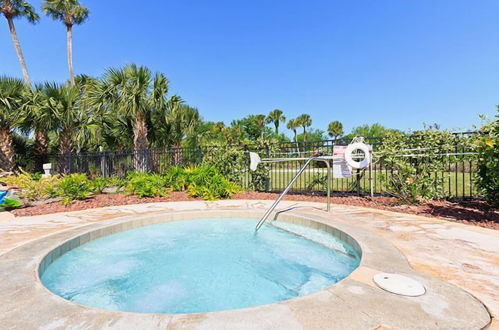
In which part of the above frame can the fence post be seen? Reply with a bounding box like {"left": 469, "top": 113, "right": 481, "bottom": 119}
{"left": 101, "top": 151, "right": 109, "bottom": 178}
{"left": 67, "top": 152, "right": 73, "bottom": 174}
{"left": 265, "top": 144, "right": 271, "bottom": 192}
{"left": 356, "top": 169, "right": 361, "bottom": 196}
{"left": 197, "top": 146, "right": 203, "bottom": 165}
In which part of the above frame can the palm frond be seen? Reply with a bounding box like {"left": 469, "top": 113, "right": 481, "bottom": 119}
{"left": 42, "top": 0, "right": 88, "bottom": 25}
{"left": 0, "top": 76, "right": 27, "bottom": 125}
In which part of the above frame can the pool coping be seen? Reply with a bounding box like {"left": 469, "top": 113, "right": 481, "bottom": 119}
{"left": 0, "top": 208, "right": 491, "bottom": 329}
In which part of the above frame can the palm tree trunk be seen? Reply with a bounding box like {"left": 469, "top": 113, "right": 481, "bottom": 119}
{"left": 293, "top": 130, "right": 300, "bottom": 154}
{"left": 59, "top": 126, "right": 73, "bottom": 155}
{"left": 0, "top": 125, "right": 15, "bottom": 171}
{"left": 7, "top": 17, "right": 30, "bottom": 86}
{"left": 66, "top": 25, "right": 75, "bottom": 86}
{"left": 133, "top": 114, "right": 149, "bottom": 171}
{"left": 34, "top": 130, "right": 49, "bottom": 172}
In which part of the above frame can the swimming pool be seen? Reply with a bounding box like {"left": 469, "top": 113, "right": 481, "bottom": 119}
{"left": 41, "top": 218, "right": 360, "bottom": 314}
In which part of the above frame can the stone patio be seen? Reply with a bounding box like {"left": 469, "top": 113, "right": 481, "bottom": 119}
{"left": 0, "top": 200, "right": 496, "bottom": 329}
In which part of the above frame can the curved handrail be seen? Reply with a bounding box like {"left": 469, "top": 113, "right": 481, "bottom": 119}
{"left": 255, "top": 156, "right": 331, "bottom": 232}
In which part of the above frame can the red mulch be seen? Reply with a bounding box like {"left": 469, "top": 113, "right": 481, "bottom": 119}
{"left": 234, "top": 192, "right": 499, "bottom": 230}
{"left": 11, "top": 192, "right": 198, "bottom": 217}
{"left": 11, "top": 192, "right": 498, "bottom": 230}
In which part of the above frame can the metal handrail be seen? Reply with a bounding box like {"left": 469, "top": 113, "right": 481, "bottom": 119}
{"left": 255, "top": 156, "right": 331, "bottom": 232}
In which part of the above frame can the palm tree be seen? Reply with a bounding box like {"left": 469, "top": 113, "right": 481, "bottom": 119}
{"left": 295, "top": 114, "right": 312, "bottom": 141}
{"left": 286, "top": 118, "right": 299, "bottom": 152}
{"left": 327, "top": 120, "right": 344, "bottom": 143}
{"left": 93, "top": 64, "right": 168, "bottom": 171}
{"left": 0, "top": 76, "right": 26, "bottom": 170}
{"left": 18, "top": 85, "right": 58, "bottom": 171}
{"left": 152, "top": 96, "right": 200, "bottom": 164}
{"left": 266, "top": 109, "right": 286, "bottom": 135}
{"left": 1, "top": 0, "right": 39, "bottom": 86}
{"left": 42, "top": 0, "right": 89, "bottom": 86}
{"left": 168, "top": 104, "right": 200, "bottom": 149}
{"left": 43, "top": 83, "right": 81, "bottom": 160}
{"left": 79, "top": 75, "right": 131, "bottom": 152}
{"left": 251, "top": 114, "right": 266, "bottom": 140}
{"left": 152, "top": 95, "right": 200, "bottom": 148}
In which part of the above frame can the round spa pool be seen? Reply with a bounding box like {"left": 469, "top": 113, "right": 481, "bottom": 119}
{"left": 41, "top": 218, "right": 360, "bottom": 314}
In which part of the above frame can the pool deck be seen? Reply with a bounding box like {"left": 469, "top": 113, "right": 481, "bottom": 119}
{"left": 0, "top": 200, "right": 497, "bottom": 329}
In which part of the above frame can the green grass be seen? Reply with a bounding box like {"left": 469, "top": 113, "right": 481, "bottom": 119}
{"left": 240, "top": 169, "right": 478, "bottom": 198}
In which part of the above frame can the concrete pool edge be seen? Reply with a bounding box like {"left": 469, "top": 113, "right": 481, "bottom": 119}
{"left": 0, "top": 208, "right": 491, "bottom": 329}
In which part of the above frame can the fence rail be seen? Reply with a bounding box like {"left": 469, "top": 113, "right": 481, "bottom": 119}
{"left": 53, "top": 134, "right": 480, "bottom": 199}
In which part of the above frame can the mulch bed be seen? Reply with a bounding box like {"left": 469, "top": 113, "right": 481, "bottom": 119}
{"left": 11, "top": 192, "right": 498, "bottom": 230}
{"left": 234, "top": 192, "right": 499, "bottom": 230}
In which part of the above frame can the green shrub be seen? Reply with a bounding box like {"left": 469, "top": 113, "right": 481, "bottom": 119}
{"left": 30, "top": 172, "right": 42, "bottom": 181}
{"left": 186, "top": 165, "right": 241, "bottom": 200}
{"left": 163, "top": 166, "right": 190, "bottom": 191}
{"left": 202, "top": 145, "right": 247, "bottom": 182}
{"left": 474, "top": 116, "right": 498, "bottom": 207}
{"left": 56, "top": 174, "right": 93, "bottom": 205}
{"left": 1, "top": 170, "right": 61, "bottom": 201}
{"left": 201, "top": 141, "right": 277, "bottom": 192}
{"left": 307, "top": 174, "right": 327, "bottom": 191}
{"left": 381, "top": 166, "right": 421, "bottom": 204}
{"left": 89, "top": 177, "right": 125, "bottom": 194}
{"left": 125, "top": 172, "right": 170, "bottom": 198}
{"left": 378, "top": 130, "right": 471, "bottom": 204}
{"left": 0, "top": 197, "right": 23, "bottom": 211}
{"left": 89, "top": 177, "right": 108, "bottom": 194}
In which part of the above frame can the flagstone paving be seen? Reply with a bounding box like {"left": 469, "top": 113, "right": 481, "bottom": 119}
{"left": 0, "top": 200, "right": 496, "bottom": 329}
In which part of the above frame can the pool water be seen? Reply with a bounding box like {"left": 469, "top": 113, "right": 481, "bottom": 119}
{"left": 41, "top": 218, "right": 360, "bottom": 314}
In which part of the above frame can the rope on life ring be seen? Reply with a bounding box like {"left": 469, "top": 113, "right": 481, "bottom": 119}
{"left": 344, "top": 142, "right": 371, "bottom": 169}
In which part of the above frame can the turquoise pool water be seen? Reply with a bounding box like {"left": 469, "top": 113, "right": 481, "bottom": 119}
{"left": 41, "top": 218, "right": 360, "bottom": 314}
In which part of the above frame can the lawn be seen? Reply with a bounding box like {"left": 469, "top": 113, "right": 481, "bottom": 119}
{"left": 240, "top": 168, "right": 478, "bottom": 198}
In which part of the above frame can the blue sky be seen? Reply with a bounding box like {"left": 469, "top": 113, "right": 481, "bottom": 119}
{"left": 1, "top": 0, "right": 498, "bottom": 135}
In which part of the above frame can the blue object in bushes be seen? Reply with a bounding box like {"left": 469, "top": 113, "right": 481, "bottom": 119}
{"left": 0, "top": 191, "right": 7, "bottom": 204}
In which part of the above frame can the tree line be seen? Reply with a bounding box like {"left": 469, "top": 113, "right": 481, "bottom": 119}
{"left": 2, "top": 0, "right": 88, "bottom": 86}
{"left": 1, "top": 0, "right": 400, "bottom": 173}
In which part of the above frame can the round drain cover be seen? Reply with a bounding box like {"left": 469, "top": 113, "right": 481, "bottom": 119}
{"left": 373, "top": 273, "right": 425, "bottom": 297}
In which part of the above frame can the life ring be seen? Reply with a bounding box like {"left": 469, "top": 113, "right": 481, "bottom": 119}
{"left": 344, "top": 143, "right": 371, "bottom": 169}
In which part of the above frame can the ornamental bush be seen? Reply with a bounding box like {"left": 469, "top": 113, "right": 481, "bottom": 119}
{"left": 202, "top": 145, "right": 247, "bottom": 183}
{"left": 474, "top": 116, "right": 498, "bottom": 207}
{"left": 185, "top": 165, "right": 241, "bottom": 200}
{"left": 125, "top": 166, "right": 240, "bottom": 200}
{"left": 163, "top": 166, "right": 190, "bottom": 191}
{"left": 1, "top": 170, "right": 61, "bottom": 202}
{"left": 378, "top": 129, "right": 472, "bottom": 204}
{"left": 125, "top": 172, "right": 170, "bottom": 198}
{"left": 89, "top": 177, "right": 125, "bottom": 194}
{"left": 56, "top": 174, "right": 93, "bottom": 205}
{"left": 0, "top": 197, "right": 23, "bottom": 211}
{"left": 201, "top": 141, "right": 278, "bottom": 192}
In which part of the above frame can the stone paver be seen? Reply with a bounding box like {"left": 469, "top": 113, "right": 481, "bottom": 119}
{"left": 0, "top": 200, "right": 496, "bottom": 329}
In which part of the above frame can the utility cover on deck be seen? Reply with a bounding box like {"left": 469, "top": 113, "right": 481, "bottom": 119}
{"left": 373, "top": 273, "right": 426, "bottom": 297}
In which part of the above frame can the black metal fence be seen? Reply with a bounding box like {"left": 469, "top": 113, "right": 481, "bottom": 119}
{"left": 56, "top": 147, "right": 207, "bottom": 177}
{"left": 54, "top": 134, "right": 480, "bottom": 199}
